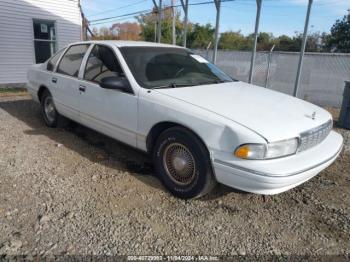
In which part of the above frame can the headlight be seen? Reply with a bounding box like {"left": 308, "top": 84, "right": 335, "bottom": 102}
{"left": 234, "top": 138, "right": 298, "bottom": 160}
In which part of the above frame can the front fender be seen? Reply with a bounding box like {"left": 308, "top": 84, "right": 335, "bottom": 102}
{"left": 137, "top": 88, "right": 266, "bottom": 158}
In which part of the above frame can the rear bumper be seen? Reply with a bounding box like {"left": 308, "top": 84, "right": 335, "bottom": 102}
{"left": 25, "top": 84, "right": 39, "bottom": 103}
{"left": 212, "top": 131, "right": 343, "bottom": 195}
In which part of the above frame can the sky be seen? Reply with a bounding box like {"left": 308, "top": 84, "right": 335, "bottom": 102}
{"left": 82, "top": 0, "right": 350, "bottom": 37}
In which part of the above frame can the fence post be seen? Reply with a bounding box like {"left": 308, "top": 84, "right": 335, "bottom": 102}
{"left": 248, "top": 0, "right": 262, "bottom": 84}
{"left": 293, "top": 0, "right": 313, "bottom": 97}
{"left": 339, "top": 81, "right": 350, "bottom": 129}
{"left": 265, "top": 44, "right": 275, "bottom": 88}
{"left": 206, "top": 42, "right": 212, "bottom": 60}
{"left": 212, "top": 0, "right": 221, "bottom": 64}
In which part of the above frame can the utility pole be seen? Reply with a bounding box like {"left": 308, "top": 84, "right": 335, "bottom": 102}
{"left": 180, "top": 0, "right": 189, "bottom": 47}
{"left": 293, "top": 0, "right": 313, "bottom": 97}
{"left": 248, "top": 0, "right": 262, "bottom": 84}
{"left": 152, "top": 0, "right": 162, "bottom": 43}
{"left": 172, "top": 0, "right": 176, "bottom": 45}
{"left": 213, "top": 0, "right": 221, "bottom": 64}
{"left": 154, "top": 19, "right": 157, "bottom": 42}
{"left": 158, "top": 0, "right": 162, "bottom": 43}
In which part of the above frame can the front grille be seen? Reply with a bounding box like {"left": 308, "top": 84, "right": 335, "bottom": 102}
{"left": 298, "top": 120, "right": 333, "bottom": 152}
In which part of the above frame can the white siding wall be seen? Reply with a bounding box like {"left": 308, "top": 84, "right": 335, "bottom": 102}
{"left": 0, "top": 0, "right": 82, "bottom": 84}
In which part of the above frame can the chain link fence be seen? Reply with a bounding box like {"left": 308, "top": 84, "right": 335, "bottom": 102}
{"left": 195, "top": 49, "right": 350, "bottom": 107}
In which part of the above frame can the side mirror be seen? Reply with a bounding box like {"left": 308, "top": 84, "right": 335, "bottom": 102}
{"left": 100, "top": 76, "right": 131, "bottom": 93}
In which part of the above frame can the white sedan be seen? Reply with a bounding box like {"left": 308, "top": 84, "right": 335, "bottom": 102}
{"left": 26, "top": 40, "right": 343, "bottom": 199}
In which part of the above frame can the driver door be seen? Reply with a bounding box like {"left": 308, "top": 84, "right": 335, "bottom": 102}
{"left": 77, "top": 44, "right": 138, "bottom": 147}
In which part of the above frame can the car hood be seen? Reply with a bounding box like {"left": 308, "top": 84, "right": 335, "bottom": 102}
{"left": 155, "top": 81, "right": 332, "bottom": 142}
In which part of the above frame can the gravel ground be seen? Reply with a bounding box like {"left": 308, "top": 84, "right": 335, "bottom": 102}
{"left": 0, "top": 95, "right": 349, "bottom": 257}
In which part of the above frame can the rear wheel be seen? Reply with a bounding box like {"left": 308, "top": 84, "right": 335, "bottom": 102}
{"left": 41, "top": 90, "right": 59, "bottom": 127}
{"left": 153, "top": 126, "right": 216, "bottom": 199}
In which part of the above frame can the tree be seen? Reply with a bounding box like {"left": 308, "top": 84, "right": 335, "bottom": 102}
{"left": 305, "top": 32, "right": 323, "bottom": 52}
{"left": 137, "top": 8, "right": 158, "bottom": 42}
{"left": 257, "top": 32, "right": 274, "bottom": 51}
{"left": 273, "top": 34, "right": 298, "bottom": 51}
{"left": 97, "top": 27, "right": 117, "bottom": 40}
{"left": 110, "top": 22, "right": 141, "bottom": 40}
{"left": 91, "top": 27, "right": 117, "bottom": 40}
{"left": 186, "top": 23, "right": 214, "bottom": 49}
{"left": 218, "top": 31, "right": 320, "bottom": 52}
{"left": 325, "top": 14, "right": 350, "bottom": 52}
{"left": 218, "top": 31, "right": 250, "bottom": 50}
{"left": 91, "top": 22, "right": 141, "bottom": 41}
{"left": 137, "top": 6, "right": 184, "bottom": 44}
{"left": 272, "top": 32, "right": 325, "bottom": 52}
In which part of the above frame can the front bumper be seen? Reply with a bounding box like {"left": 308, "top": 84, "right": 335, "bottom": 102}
{"left": 212, "top": 131, "right": 343, "bottom": 195}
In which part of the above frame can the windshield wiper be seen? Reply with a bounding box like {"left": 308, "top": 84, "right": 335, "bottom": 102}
{"left": 151, "top": 79, "right": 232, "bottom": 89}
{"left": 151, "top": 83, "right": 195, "bottom": 89}
{"left": 197, "top": 79, "right": 220, "bottom": 85}
{"left": 197, "top": 79, "right": 232, "bottom": 85}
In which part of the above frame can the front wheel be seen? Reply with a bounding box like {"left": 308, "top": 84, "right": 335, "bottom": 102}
{"left": 41, "top": 90, "right": 59, "bottom": 127}
{"left": 153, "top": 127, "right": 216, "bottom": 199}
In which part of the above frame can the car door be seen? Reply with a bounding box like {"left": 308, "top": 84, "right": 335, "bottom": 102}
{"left": 52, "top": 44, "right": 90, "bottom": 121}
{"left": 38, "top": 48, "right": 65, "bottom": 101}
{"left": 77, "top": 44, "right": 138, "bottom": 147}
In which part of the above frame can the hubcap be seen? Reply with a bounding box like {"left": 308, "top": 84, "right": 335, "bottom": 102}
{"left": 44, "top": 96, "right": 56, "bottom": 123}
{"left": 163, "top": 143, "right": 196, "bottom": 186}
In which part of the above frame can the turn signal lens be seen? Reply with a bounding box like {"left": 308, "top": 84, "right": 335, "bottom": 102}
{"left": 234, "top": 145, "right": 250, "bottom": 158}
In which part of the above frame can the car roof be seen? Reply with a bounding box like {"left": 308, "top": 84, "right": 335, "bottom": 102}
{"left": 70, "top": 40, "right": 185, "bottom": 49}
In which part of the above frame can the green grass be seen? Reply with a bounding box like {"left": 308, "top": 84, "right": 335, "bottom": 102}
{"left": 0, "top": 87, "right": 28, "bottom": 97}
{"left": 0, "top": 87, "right": 27, "bottom": 93}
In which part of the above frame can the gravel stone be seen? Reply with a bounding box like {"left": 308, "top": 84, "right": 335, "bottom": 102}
{"left": 0, "top": 96, "right": 349, "bottom": 256}
{"left": 39, "top": 215, "right": 51, "bottom": 224}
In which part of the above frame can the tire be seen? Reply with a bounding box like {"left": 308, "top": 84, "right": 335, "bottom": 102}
{"left": 153, "top": 126, "right": 216, "bottom": 199}
{"left": 40, "top": 89, "right": 59, "bottom": 128}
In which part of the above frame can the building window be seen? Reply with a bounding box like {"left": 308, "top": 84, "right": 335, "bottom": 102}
{"left": 33, "top": 20, "right": 57, "bottom": 63}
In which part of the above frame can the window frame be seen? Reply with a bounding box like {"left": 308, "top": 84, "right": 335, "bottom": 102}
{"left": 46, "top": 48, "right": 66, "bottom": 72}
{"left": 81, "top": 43, "right": 134, "bottom": 95}
{"left": 56, "top": 43, "right": 91, "bottom": 78}
{"left": 32, "top": 19, "right": 58, "bottom": 63}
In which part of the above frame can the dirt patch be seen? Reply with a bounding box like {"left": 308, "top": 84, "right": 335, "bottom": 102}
{"left": 0, "top": 95, "right": 349, "bottom": 256}
{"left": 0, "top": 88, "right": 28, "bottom": 97}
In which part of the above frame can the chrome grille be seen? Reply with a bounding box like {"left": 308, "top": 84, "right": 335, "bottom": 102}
{"left": 298, "top": 120, "right": 333, "bottom": 152}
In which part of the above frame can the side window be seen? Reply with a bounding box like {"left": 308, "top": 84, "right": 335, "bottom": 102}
{"left": 57, "top": 44, "right": 89, "bottom": 77}
{"left": 47, "top": 48, "right": 65, "bottom": 72}
{"left": 84, "top": 45, "right": 123, "bottom": 84}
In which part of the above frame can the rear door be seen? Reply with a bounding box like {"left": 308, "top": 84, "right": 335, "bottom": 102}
{"left": 29, "top": 48, "right": 65, "bottom": 100}
{"left": 52, "top": 44, "right": 90, "bottom": 121}
{"left": 77, "top": 44, "right": 138, "bottom": 147}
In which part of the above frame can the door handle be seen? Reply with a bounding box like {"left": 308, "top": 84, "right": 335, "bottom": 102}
{"left": 79, "top": 85, "right": 86, "bottom": 92}
{"left": 52, "top": 77, "right": 57, "bottom": 83}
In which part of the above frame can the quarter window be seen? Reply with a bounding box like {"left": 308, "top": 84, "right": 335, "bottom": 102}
{"left": 57, "top": 45, "right": 89, "bottom": 77}
{"left": 84, "top": 45, "right": 124, "bottom": 84}
{"left": 47, "top": 48, "right": 65, "bottom": 72}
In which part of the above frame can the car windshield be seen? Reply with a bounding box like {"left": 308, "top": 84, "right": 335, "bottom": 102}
{"left": 119, "top": 47, "right": 234, "bottom": 89}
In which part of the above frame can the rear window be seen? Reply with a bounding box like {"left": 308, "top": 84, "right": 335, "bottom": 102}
{"left": 47, "top": 48, "right": 65, "bottom": 72}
